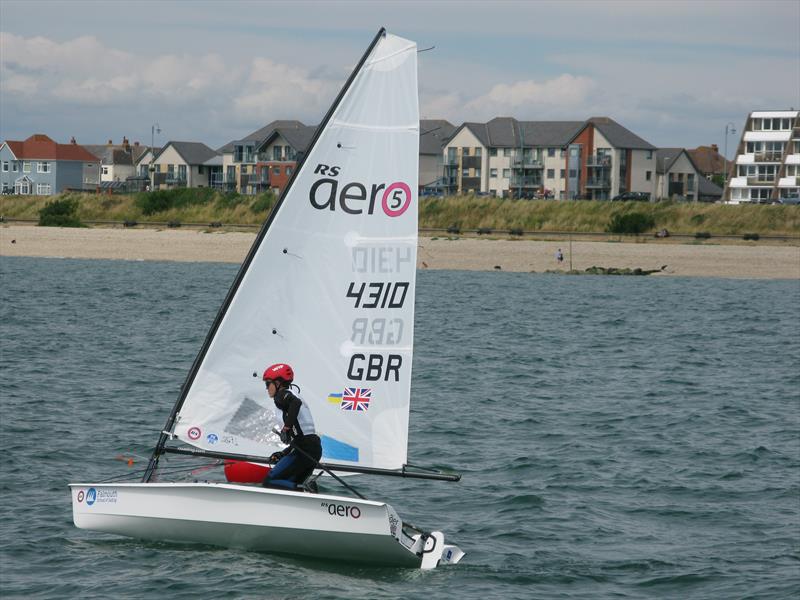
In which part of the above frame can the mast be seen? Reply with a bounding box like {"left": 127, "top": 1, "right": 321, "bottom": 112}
{"left": 142, "top": 27, "right": 388, "bottom": 482}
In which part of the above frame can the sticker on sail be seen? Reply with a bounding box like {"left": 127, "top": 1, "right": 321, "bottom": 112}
{"left": 206, "top": 433, "right": 218, "bottom": 445}
{"left": 77, "top": 490, "right": 85, "bottom": 503}
{"left": 340, "top": 387, "right": 371, "bottom": 411}
{"left": 188, "top": 426, "right": 202, "bottom": 440}
{"left": 327, "top": 391, "right": 343, "bottom": 404}
{"left": 321, "top": 434, "right": 359, "bottom": 462}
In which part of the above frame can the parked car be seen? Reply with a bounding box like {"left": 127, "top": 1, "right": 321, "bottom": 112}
{"left": 776, "top": 197, "right": 800, "bottom": 205}
{"left": 612, "top": 191, "right": 651, "bottom": 202}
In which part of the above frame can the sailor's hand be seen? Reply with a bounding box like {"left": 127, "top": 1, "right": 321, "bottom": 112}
{"left": 269, "top": 452, "right": 283, "bottom": 464}
{"left": 279, "top": 427, "right": 292, "bottom": 444}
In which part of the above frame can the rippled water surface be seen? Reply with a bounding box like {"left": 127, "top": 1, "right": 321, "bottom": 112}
{"left": 1, "top": 256, "right": 798, "bottom": 599}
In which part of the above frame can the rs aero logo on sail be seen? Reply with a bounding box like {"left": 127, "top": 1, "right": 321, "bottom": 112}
{"left": 309, "top": 164, "right": 412, "bottom": 218}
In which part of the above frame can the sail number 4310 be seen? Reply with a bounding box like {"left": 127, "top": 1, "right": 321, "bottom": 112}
{"left": 346, "top": 281, "right": 409, "bottom": 309}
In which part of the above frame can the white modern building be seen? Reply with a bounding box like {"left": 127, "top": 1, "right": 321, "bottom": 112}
{"left": 725, "top": 110, "right": 800, "bottom": 204}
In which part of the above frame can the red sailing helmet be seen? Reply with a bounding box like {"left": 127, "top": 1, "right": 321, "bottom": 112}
{"left": 262, "top": 363, "right": 294, "bottom": 383}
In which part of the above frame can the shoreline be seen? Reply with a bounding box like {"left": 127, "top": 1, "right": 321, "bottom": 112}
{"left": 1, "top": 225, "right": 799, "bottom": 279}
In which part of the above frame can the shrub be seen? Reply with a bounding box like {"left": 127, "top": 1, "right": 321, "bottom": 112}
{"left": 250, "top": 192, "right": 276, "bottom": 214}
{"left": 690, "top": 214, "right": 706, "bottom": 225}
{"left": 38, "top": 197, "right": 84, "bottom": 227}
{"left": 134, "top": 188, "right": 214, "bottom": 215}
{"left": 216, "top": 191, "right": 247, "bottom": 210}
{"left": 606, "top": 212, "right": 656, "bottom": 234}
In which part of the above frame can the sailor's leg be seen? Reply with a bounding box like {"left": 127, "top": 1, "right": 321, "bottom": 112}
{"left": 263, "top": 454, "right": 299, "bottom": 489}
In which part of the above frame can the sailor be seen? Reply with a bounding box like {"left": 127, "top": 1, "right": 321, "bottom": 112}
{"left": 261, "top": 363, "right": 322, "bottom": 491}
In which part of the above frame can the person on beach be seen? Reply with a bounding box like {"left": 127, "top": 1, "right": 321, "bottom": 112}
{"left": 556, "top": 248, "right": 564, "bottom": 264}
{"left": 262, "top": 363, "right": 322, "bottom": 491}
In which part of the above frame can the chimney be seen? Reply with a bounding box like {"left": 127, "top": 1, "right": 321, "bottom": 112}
{"left": 133, "top": 141, "right": 140, "bottom": 147}
{"left": 70, "top": 136, "right": 77, "bottom": 144}
{"left": 711, "top": 144, "right": 718, "bottom": 153}
{"left": 108, "top": 139, "right": 113, "bottom": 145}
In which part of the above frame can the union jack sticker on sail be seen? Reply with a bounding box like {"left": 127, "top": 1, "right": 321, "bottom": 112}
{"left": 340, "top": 387, "right": 371, "bottom": 412}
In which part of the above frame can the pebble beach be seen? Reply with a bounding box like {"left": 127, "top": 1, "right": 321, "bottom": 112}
{"left": 1, "top": 225, "right": 798, "bottom": 279}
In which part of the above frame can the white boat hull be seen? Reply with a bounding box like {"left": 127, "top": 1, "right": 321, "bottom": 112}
{"left": 69, "top": 482, "right": 463, "bottom": 568}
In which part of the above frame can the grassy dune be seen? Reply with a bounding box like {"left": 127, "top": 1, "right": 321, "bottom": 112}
{"left": 2, "top": 192, "right": 799, "bottom": 236}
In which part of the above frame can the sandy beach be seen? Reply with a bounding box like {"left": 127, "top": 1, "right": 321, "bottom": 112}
{"left": 1, "top": 225, "right": 798, "bottom": 279}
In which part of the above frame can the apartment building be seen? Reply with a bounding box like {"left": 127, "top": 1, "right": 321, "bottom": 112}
{"left": 565, "top": 117, "right": 657, "bottom": 200}
{"left": 443, "top": 117, "right": 583, "bottom": 198}
{"left": 419, "top": 119, "right": 456, "bottom": 193}
{"left": 150, "top": 141, "right": 220, "bottom": 190}
{"left": 218, "top": 120, "right": 313, "bottom": 195}
{"left": 725, "top": 110, "right": 800, "bottom": 204}
{"left": 0, "top": 134, "right": 99, "bottom": 194}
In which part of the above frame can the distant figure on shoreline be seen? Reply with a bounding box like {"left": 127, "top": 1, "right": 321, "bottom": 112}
{"left": 556, "top": 248, "right": 564, "bottom": 265}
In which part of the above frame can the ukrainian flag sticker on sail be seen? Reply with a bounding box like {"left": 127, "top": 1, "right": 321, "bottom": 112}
{"left": 327, "top": 391, "right": 343, "bottom": 404}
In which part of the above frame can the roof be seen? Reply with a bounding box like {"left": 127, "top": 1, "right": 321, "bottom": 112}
{"left": 82, "top": 144, "right": 151, "bottom": 166}
{"left": 3, "top": 134, "right": 99, "bottom": 161}
{"left": 568, "top": 117, "right": 656, "bottom": 150}
{"left": 420, "top": 119, "right": 456, "bottom": 154}
{"left": 156, "top": 141, "right": 219, "bottom": 165}
{"left": 262, "top": 125, "right": 318, "bottom": 153}
{"left": 448, "top": 117, "right": 584, "bottom": 148}
{"left": 218, "top": 120, "right": 308, "bottom": 153}
{"left": 655, "top": 148, "right": 686, "bottom": 174}
{"left": 697, "top": 175, "right": 724, "bottom": 197}
{"left": 688, "top": 145, "right": 726, "bottom": 176}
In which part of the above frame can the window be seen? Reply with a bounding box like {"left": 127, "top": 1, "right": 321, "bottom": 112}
{"left": 167, "top": 164, "right": 175, "bottom": 178}
{"left": 490, "top": 168, "right": 498, "bottom": 177}
{"left": 646, "top": 171, "right": 652, "bottom": 181}
{"left": 548, "top": 148, "right": 556, "bottom": 157}
{"left": 462, "top": 168, "right": 469, "bottom": 176}
{"left": 462, "top": 147, "right": 469, "bottom": 156}
{"left": 490, "top": 189, "right": 497, "bottom": 197}
{"left": 560, "top": 169, "right": 565, "bottom": 179}
{"left": 474, "top": 148, "right": 482, "bottom": 156}
{"left": 475, "top": 168, "right": 481, "bottom": 177}
{"left": 36, "top": 183, "right": 52, "bottom": 195}
{"left": 489, "top": 148, "right": 497, "bottom": 157}
{"left": 547, "top": 169, "right": 555, "bottom": 179}
{"left": 646, "top": 151, "right": 653, "bottom": 160}
{"left": 2, "top": 161, "right": 7, "bottom": 172}
{"left": 273, "top": 146, "right": 282, "bottom": 161}
{"left": 503, "top": 148, "right": 511, "bottom": 157}
{"left": 12, "top": 162, "right": 18, "bottom": 172}
{"left": 286, "top": 167, "right": 293, "bottom": 176}
{"left": 178, "top": 165, "right": 187, "bottom": 181}
{"left": 560, "top": 149, "right": 566, "bottom": 157}
{"left": 102, "top": 166, "right": 109, "bottom": 175}
{"left": 273, "top": 167, "right": 280, "bottom": 175}
{"left": 23, "top": 162, "right": 31, "bottom": 173}
{"left": 502, "top": 168, "right": 510, "bottom": 178}
{"left": 38, "top": 161, "right": 50, "bottom": 173}
{"left": 569, "top": 169, "right": 577, "bottom": 178}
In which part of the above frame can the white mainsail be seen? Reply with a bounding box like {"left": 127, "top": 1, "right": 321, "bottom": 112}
{"left": 172, "top": 33, "right": 419, "bottom": 471}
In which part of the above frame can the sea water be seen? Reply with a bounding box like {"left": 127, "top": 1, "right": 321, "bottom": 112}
{"left": 0, "top": 256, "right": 798, "bottom": 599}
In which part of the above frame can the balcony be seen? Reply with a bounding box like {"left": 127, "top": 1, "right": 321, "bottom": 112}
{"left": 461, "top": 156, "right": 481, "bottom": 169}
{"left": 586, "top": 156, "right": 612, "bottom": 168}
{"left": 240, "top": 173, "right": 269, "bottom": 188}
{"left": 509, "top": 176, "right": 542, "bottom": 187}
{"left": 754, "top": 151, "right": 783, "bottom": 162}
{"left": 444, "top": 156, "right": 459, "bottom": 167}
{"left": 746, "top": 176, "right": 776, "bottom": 185}
{"left": 511, "top": 157, "right": 543, "bottom": 169}
{"left": 585, "top": 178, "right": 611, "bottom": 189}
{"left": 164, "top": 176, "right": 187, "bottom": 187}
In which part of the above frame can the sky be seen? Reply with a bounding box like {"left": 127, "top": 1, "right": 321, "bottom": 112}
{"left": 1, "top": 0, "right": 798, "bottom": 157}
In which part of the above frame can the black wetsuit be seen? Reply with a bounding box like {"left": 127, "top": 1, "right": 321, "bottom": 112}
{"left": 263, "top": 388, "right": 322, "bottom": 489}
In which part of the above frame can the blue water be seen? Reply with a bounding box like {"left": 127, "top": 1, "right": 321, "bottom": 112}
{"left": 1, "top": 256, "right": 798, "bottom": 599}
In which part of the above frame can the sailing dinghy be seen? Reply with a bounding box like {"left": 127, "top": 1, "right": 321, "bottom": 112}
{"left": 70, "top": 28, "right": 464, "bottom": 569}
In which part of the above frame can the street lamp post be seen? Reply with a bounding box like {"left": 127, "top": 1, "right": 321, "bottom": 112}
{"left": 149, "top": 123, "right": 161, "bottom": 191}
{"left": 724, "top": 122, "right": 736, "bottom": 201}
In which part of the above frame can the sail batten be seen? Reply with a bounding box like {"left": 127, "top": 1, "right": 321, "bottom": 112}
{"left": 163, "top": 30, "right": 418, "bottom": 472}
